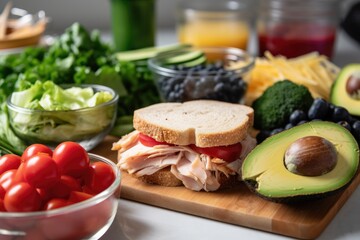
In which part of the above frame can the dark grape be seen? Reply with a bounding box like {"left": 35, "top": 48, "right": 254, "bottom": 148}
{"left": 270, "top": 128, "right": 283, "bottom": 136}
{"left": 256, "top": 130, "right": 271, "bottom": 143}
{"left": 352, "top": 121, "right": 360, "bottom": 140}
{"left": 284, "top": 122, "right": 294, "bottom": 130}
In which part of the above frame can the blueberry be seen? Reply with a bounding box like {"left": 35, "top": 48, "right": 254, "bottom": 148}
{"left": 331, "top": 106, "right": 350, "bottom": 122}
{"left": 289, "top": 110, "right": 308, "bottom": 125}
{"left": 308, "top": 98, "right": 329, "bottom": 120}
{"left": 352, "top": 121, "right": 360, "bottom": 140}
{"left": 270, "top": 128, "right": 283, "bottom": 136}
{"left": 337, "top": 121, "right": 352, "bottom": 132}
{"left": 297, "top": 120, "right": 308, "bottom": 125}
{"left": 256, "top": 130, "right": 271, "bottom": 143}
{"left": 284, "top": 123, "right": 294, "bottom": 130}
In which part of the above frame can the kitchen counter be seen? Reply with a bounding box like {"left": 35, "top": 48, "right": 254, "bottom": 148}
{"left": 100, "top": 29, "right": 360, "bottom": 240}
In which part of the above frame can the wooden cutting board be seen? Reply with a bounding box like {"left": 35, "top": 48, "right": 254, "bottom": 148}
{"left": 92, "top": 136, "right": 360, "bottom": 240}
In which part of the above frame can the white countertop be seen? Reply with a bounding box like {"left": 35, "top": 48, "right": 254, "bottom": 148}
{"left": 100, "top": 29, "right": 360, "bottom": 240}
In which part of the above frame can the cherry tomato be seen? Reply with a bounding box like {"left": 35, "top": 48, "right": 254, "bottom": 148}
{"left": 4, "top": 182, "right": 41, "bottom": 212}
{"left": 138, "top": 133, "right": 171, "bottom": 147}
{"left": 0, "top": 169, "right": 18, "bottom": 191}
{"left": 52, "top": 142, "right": 90, "bottom": 178}
{"left": 23, "top": 155, "right": 60, "bottom": 189}
{"left": 43, "top": 198, "right": 68, "bottom": 210}
{"left": 13, "top": 162, "right": 25, "bottom": 183}
{"left": 0, "top": 154, "right": 21, "bottom": 175}
{"left": 190, "top": 142, "right": 243, "bottom": 162}
{"left": 86, "top": 162, "right": 115, "bottom": 194}
{"left": 37, "top": 188, "right": 52, "bottom": 202}
{"left": 0, "top": 198, "right": 6, "bottom": 211}
{"left": 50, "top": 175, "right": 82, "bottom": 199}
{"left": 22, "top": 144, "right": 53, "bottom": 161}
{"left": 0, "top": 184, "right": 5, "bottom": 198}
{"left": 68, "top": 191, "right": 93, "bottom": 204}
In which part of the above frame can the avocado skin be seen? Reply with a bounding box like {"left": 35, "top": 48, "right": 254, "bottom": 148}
{"left": 243, "top": 177, "right": 356, "bottom": 204}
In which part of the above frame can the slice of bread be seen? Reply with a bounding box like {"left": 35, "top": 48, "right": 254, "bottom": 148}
{"left": 137, "top": 168, "right": 239, "bottom": 190}
{"left": 133, "top": 100, "right": 254, "bottom": 147}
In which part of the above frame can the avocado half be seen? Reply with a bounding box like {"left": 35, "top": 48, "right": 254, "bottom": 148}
{"left": 330, "top": 64, "right": 360, "bottom": 116}
{"left": 242, "top": 121, "right": 359, "bottom": 202}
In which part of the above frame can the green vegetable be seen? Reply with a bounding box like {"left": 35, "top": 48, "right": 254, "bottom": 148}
{"left": 9, "top": 81, "right": 117, "bottom": 144}
{"left": 252, "top": 80, "right": 314, "bottom": 130}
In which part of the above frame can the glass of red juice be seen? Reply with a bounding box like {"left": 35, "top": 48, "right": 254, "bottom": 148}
{"left": 257, "top": 0, "right": 340, "bottom": 59}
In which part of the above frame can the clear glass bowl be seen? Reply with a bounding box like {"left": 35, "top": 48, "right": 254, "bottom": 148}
{"left": 148, "top": 46, "right": 255, "bottom": 103}
{"left": 7, "top": 84, "right": 119, "bottom": 151}
{"left": 0, "top": 153, "right": 121, "bottom": 240}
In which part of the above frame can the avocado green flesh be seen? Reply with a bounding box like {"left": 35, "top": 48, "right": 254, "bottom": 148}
{"left": 331, "top": 64, "right": 360, "bottom": 116}
{"left": 242, "top": 121, "right": 359, "bottom": 199}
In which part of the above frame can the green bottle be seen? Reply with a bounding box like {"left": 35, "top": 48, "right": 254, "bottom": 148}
{"left": 110, "top": 0, "right": 156, "bottom": 51}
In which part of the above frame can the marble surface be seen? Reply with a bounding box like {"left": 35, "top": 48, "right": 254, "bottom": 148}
{"left": 100, "top": 29, "right": 360, "bottom": 240}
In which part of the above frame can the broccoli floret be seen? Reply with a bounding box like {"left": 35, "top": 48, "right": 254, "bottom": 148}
{"left": 252, "top": 80, "right": 314, "bottom": 130}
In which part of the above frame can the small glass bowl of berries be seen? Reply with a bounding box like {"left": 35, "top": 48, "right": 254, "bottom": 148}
{"left": 148, "top": 46, "right": 255, "bottom": 103}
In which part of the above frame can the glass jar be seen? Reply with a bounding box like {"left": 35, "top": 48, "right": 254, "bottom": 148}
{"left": 257, "top": 0, "right": 340, "bottom": 59}
{"left": 177, "top": 0, "right": 255, "bottom": 50}
{"left": 110, "top": 0, "right": 155, "bottom": 51}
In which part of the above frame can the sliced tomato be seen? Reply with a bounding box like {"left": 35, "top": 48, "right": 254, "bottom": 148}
{"left": 190, "top": 142, "right": 242, "bottom": 163}
{"left": 138, "top": 133, "right": 170, "bottom": 147}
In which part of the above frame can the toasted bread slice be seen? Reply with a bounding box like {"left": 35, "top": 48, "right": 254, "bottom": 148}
{"left": 133, "top": 100, "right": 254, "bottom": 148}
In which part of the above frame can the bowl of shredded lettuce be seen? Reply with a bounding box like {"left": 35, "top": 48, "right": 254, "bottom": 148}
{"left": 6, "top": 81, "right": 119, "bottom": 151}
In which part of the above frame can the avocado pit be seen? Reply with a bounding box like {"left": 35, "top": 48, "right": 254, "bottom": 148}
{"left": 346, "top": 72, "right": 360, "bottom": 99}
{"left": 284, "top": 136, "right": 337, "bottom": 176}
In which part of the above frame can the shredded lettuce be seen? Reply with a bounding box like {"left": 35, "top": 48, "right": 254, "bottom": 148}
{"left": 9, "top": 81, "right": 116, "bottom": 144}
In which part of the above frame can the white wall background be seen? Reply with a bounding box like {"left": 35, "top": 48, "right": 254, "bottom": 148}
{"left": 1, "top": 0, "right": 179, "bottom": 33}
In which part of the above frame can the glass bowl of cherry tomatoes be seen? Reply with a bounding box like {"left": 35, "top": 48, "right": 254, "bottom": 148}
{"left": 0, "top": 142, "right": 121, "bottom": 240}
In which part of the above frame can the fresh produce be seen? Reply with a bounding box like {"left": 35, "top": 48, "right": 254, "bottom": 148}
{"left": 0, "top": 22, "right": 163, "bottom": 154}
{"left": 256, "top": 97, "right": 360, "bottom": 144}
{"left": 7, "top": 81, "right": 117, "bottom": 146}
{"left": 244, "top": 52, "right": 339, "bottom": 105}
{"left": 0, "top": 142, "right": 116, "bottom": 212}
{"left": 252, "top": 80, "right": 314, "bottom": 130}
{"left": 157, "top": 61, "right": 247, "bottom": 103}
{"left": 242, "top": 121, "right": 359, "bottom": 202}
{"left": 330, "top": 64, "right": 360, "bottom": 116}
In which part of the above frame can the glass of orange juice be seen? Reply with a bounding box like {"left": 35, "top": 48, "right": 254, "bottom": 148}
{"left": 177, "top": 0, "right": 255, "bottom": 50}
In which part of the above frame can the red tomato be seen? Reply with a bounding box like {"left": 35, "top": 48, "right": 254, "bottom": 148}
{"left": 50, "top": 175, "right": 82, "bottom": 199}
{"left": 86, "top": 162, "right": 115, "bottom": 194}
{"left": 68, "top": 191, "right": 94, "bottom": 204}
{"left": 13, "top": 162, "right": 25, "bottom": 183}
{"left": 0, "top": 198, "right": 5, "bottom": 211}
{"left": 37, "top": 188, "right": 52, "bottom": 202}
{"left": 4, "top": 182, "right": 41, "bottom": 212}
{"left": 0, "top": 154, "right": 21, "bottom": 175}
{"left": 190, "top": 142, "right": 243, "bottom": 162}
{"left": 22, "top": 144, "right": 53, "bottom": 161}
{"left": 0, "top": 169, "right": 18, "bottom": 191}
{"left": 0, "top": 184, "right": 5, "bottom": 198}
{"left": 43, "top": 198, "right": 68, "bottom": 210}
{"left": 52, "top": 142, "right": 90, "bottom": 178}
{"left": 139, "top": 133, "right": 171, "bottom": 147}
{"left": 23, "top": 155, "right": 60, "bottom": 189}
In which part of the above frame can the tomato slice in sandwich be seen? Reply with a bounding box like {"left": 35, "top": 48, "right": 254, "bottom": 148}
{"left": 139, "top": 133, "right": 242, "bottom": 162}
{"left": 189, "top": 143, "right": 242, "bottom": 163}
{"left": 139, "top": 133, "right": 171, "bottom": 147}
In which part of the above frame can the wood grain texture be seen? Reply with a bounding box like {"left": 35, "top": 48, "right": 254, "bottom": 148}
{"left": 92, "top": 136, "right": 360, "bottom": 240}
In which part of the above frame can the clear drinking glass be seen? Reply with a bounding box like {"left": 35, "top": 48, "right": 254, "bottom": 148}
{"left": 257, "top": 0, "right": 340, "bottom": 59}
{"left": 177, "top": 0, "right": 255, "bottom": 50}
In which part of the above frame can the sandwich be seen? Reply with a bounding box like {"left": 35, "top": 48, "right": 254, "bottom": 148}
{"left": 112, "top": 100, "right": 256, "bottom": 192}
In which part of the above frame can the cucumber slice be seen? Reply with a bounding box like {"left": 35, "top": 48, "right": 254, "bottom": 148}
{"left": 161, "top": 50, "right": 205, "bottom": 65}
{"left": 115, "top": 44, "right": 190, "bottom": 62}
{"left": 179, "top": 55, "right": 206, "bottom": 67}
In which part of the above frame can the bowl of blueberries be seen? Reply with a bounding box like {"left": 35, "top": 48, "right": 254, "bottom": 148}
{"left": 148, "top": 46, "right": 255, "bottom": 103}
